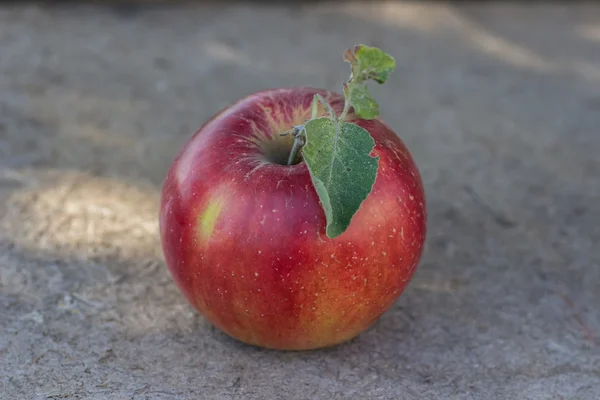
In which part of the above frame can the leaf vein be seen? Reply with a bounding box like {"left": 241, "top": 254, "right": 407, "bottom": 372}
{"left": 326, "top": 118, "right": 342, "bottom": 187}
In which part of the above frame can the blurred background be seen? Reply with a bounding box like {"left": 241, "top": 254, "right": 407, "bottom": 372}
{"left": 1, "top": 1, "right": 599, "bottom": 399}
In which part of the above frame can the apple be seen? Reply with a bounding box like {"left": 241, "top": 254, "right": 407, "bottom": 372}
{"left": 159, "top": 46, "right": 426, "bottom": 350}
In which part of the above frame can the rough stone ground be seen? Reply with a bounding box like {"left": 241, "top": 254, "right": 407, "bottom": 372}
{"left": 1, "top": 2, "right": 599, "bottom": 399}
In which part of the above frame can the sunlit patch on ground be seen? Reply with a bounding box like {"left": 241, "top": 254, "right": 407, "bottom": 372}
{"left": 0, "top": 168, "right": 201, "bottom": 336}
{"left": 341, "top": 3, "right": 600, "bottom": 82}
{"left": 1, "top": 169, "right": 160, "bottom": 260}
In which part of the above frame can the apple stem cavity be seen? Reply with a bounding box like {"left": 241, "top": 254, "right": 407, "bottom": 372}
{"left": 286, "top": 45, "right": 396, "bottom": 238}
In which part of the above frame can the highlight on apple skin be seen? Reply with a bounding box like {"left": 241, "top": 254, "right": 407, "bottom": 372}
{"left": 159, "top": 86, "right": 426, "bottom": 350}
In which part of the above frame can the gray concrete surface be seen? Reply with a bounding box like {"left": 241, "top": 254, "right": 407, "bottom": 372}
{"left": 1, "top": 2, "right": 599, "bottom": 399}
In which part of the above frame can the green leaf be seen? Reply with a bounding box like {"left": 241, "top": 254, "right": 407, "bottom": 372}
{"left": 341, "top": 45, "right": 396, "bottom": 120}
{"left": 301, "top": 117, "right": 379, "bottom": 239}
{"left": 346, "top": 84, "right": 379, "bottom": 120}
{"left": 344, "top": 45, "right": 396, "bottom": 85}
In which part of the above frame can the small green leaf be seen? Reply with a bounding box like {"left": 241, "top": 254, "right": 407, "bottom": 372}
{"left": 344, "top": 45, "right": 396, "bottom": 85}
{"left": 302, "top": 117, "right": 379, "bottom": 238}
{"left": 341, "top": 45, "right": 396, "bottom": 120}
{"left": 347, "top": 84, "right": 379, "bottom": 120}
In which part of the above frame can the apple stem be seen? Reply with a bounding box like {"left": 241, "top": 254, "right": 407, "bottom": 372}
{"left": 282, "top": 94, "right": 348, "bottom": 166}
{"left": 283, "top": 124, "right": 306, "bottom": 166}
{"left": 287, "top": 137, "right": 302, "bottom": 165}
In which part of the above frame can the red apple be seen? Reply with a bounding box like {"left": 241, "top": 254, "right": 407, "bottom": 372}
{"left": 159, "top": 87, "right": 426, "bottom": 350}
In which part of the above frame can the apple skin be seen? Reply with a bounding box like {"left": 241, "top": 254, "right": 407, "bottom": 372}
{"left": 159, "top": 87, "right": 426, "bottom": 350}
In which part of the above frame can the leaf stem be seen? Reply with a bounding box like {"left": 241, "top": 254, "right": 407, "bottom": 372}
{"left": 339, "top": 100, "right": 351, "bottom": 122}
